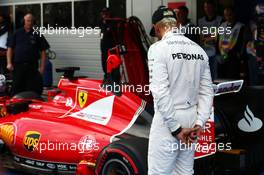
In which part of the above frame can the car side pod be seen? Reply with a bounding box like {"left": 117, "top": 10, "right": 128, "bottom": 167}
{"left": 76, "top": 154, "right": 96, "bottom": 175}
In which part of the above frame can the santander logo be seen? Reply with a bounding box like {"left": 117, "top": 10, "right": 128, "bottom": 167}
{"left": 238, "top": 105, "right": 263, "bottom": 132}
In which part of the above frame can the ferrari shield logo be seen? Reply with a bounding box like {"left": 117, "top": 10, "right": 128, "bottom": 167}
{"left": 78, "top": 90, "right": 88, "bottom": 108}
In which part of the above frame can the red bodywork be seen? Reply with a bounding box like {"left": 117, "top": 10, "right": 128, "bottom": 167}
{"left": 0, "top": 77, "right": 146, "bottom": 174}
{"left": 0, "top": 75, "right": 218, "bottom": 174}
{"left": 0, "top": 16, "right": 241, "bottom": 174}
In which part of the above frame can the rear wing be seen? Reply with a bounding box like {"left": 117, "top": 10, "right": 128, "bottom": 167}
{"left": 213, "top": 80, "right": 244, "bottom": 96}
{"left": 195, "top": 80, "right": 244, "bottom": 159}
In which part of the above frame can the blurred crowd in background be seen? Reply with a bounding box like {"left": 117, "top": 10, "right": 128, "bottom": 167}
{"left": 172, "top": 0, "right": 264, "bottom": 85}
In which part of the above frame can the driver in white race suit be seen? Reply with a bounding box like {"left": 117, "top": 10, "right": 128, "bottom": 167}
{"left": 148, "top": 6, "right": 214, "bottom": 175}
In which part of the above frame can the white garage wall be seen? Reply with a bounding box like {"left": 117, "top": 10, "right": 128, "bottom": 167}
{"left": 44, "top": 31, "right": 103, "bottom": 84}
{"left": 127, "top": 0, "right": 163, "bottom": 36}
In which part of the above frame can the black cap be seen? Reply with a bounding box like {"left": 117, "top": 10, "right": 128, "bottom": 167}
{"left": 152, "top": 6, "right": 176, "bottom": 24}
{"left": 150, "top": 6, "right": 176, "bottom": 36}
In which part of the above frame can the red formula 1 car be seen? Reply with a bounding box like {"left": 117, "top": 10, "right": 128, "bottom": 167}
{"left": 0, "top": 62, "right": 249, "bottom": 175}
{"left": 0, "top": 42, "right": 213, "bottom": 175}
{"left": 0, "top": 46, "right": 262, "bottom": 175}
{"left": 0, "top": 66, "right": 152, "bottom": 175}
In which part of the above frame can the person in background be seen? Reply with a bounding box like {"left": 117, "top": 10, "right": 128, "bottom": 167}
{"left": 217, "top": 7, "right": 246, "bottom": 79}
{"left": 198, "top": 0, "right": 223, "bottom": 81}
{"left": 256, "top": 0, "right": 264, "bottom": 62}
{"left": 0, "top": 14, "right": 8, "bottom": 38}
{"left": 100, "top": 8, "right": 120, "bottom": 83}
{"left": 176, "top": 6, "right": 199, "bottom": 43}
{"left": 247, "top": 0, "right": 264, "bottom": 85}
{"left": 6, "top": 13, "right": 50, "bottom": 95}
{"left": 246, "top": 19, "right": 261, "bottom": 85}
{"left": 0, "top": 14, "right": 9, "bottom": 74}
{"left": 255, "top": 0, "right": 264, "bottom": 81}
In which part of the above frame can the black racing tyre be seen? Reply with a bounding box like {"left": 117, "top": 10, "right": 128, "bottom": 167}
{"left": 13, "top": 91, "right": 44, "bottom": 101}
{"left": 101, "top": 154, "right": 136, "bottom": 175}
{"left": 97, "top": 138, "right": 148, "bottom": 175}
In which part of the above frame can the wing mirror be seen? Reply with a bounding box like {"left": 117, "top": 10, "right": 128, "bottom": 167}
{"left": 101, "top": 45, "right": 126, "bottom": 96}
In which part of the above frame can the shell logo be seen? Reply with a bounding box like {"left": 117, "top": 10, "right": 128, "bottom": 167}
{"left": 0, "top": 124, "right": 15, "bottom": 145}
